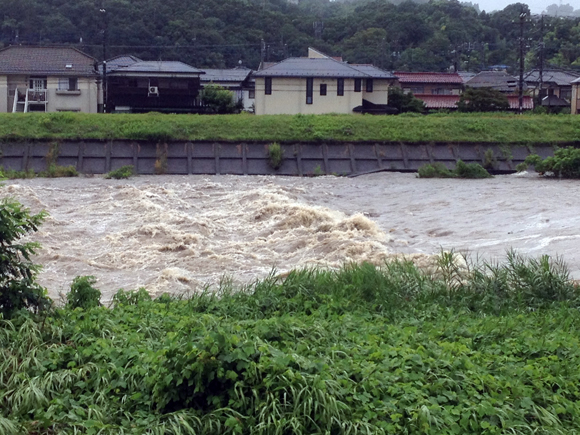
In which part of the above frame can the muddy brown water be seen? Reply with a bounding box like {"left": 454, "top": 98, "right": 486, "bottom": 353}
{"left": 3, "top": 172, "right": 579, "bottom": 301}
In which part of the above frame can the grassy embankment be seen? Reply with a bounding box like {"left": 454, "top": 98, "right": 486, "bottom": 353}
{"left": 3, "top": 254, "right": 580, "bottom": 434}
{"left": 0, "top": 112, "right": 579, "bottom": 143}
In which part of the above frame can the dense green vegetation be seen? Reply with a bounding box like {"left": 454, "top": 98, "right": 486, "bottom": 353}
{"left": 522, "top": 146, "right": 580, "bottom": 178}
{"left": 418, "top": 160, "right": 492, "bottom": 178}
{"left": 3, "top": 252, "right": 580, "bottom": 433}
{"left": 1, "top": 112, "right": 579, "bottom": 144}
{"left": 0, "top": 0, "right": 579, "bottom": 72}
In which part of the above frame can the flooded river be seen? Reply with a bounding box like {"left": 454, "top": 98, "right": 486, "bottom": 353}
{"left": 3, "top": 172, "right": 579, "bottom": 301}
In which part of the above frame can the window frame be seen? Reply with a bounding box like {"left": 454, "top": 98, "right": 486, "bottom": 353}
{"left": 265, "top": 77, "right": 272, "bottom": 95}
{"left": 337, "top": 78, "right": 344, "bottom": 96}
{"left": 320, "top": 83, "right": 327, "bottom": 96}
{"left": 366, "top": 79, "right": 373, "bottom": 93}
{"left": 306, "top": 78, "right": 313, "bottom": 104}
{"left": 354, "top": 78, "right": 362, "bottom": 92}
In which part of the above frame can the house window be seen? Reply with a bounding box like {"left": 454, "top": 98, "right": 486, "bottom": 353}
{"left": 265, "top": 77, "right": 272, "bottom": 95}
{"left": 320, "top": 84, "right": 327, "bottom": 96}
{"left": 366, "top": 79, "right": 373, "bottom": 93}
{"left": 561, "top": 89, "right": 571, "bottom": 101}
{"left": 337, "top": 78, "right": 344, "bottom": 96}
{"left": 248, "top": 89, "right": 255, "bottom": 99}
{"left": 354, "top": 78, "right": 362, "bottom": 92}
{"left": 306, "top": 78, "right": 313, "bottom": 104}
{"left": 409, "top": 87, "right": 424, "bottom": 94}
{"left": 58, "top": 78, "right": 78, "bottom": 91}
{"left": 29, "top": 77, "right": 47, "bottom": 90}
{"left": 431, "top": 88, "right": 451, "bottom": 95}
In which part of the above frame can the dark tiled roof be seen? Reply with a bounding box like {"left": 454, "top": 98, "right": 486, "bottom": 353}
{"left": 201, "top": 68, "right": 252, "bottom": 82}
{"left": 349, "top": 64, "right": 396, "bottom": 79}
{"left": 466, "top": 71, "right": 526, "bottom": 92}
{"left": 0, "top": 46, "right": 97, "bottom": 76}
{"left": 105, "top": 55, "right": 141, "bottom": 72}
{"left": 110, "top": 61, "right": 204, "bottom": 75}
{"left": 253, "top": 58, "right": 369, "bottom": 78}
{"left": 525, "top": 69, "right": 580, "bottom": 86}
{"left": 395, "top": 72, "right": 463, "bottom": 84}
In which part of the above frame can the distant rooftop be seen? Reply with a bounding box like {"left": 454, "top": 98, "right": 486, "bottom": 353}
{"left": 394, "top": 72, "right": 463, "bottom": 84}
{"left": 466, "top": 71, "right": 525, "bottom": 92}
{"left": 110, "top": 61, "right": 204, "bottom": 75}
{"left": 201, "top": 68, "right": 252, "bottom": 82}
{"left": 525, "top": 69, "right": 580, "bottom": 86}
{"left": 350, "top": 64, "right": 396, "bottom": 79}
{"left": 0, "top": 45, "right": 97, "bottom": 76}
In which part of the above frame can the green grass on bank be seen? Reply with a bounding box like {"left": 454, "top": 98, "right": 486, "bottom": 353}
{"left": 3, "top": 253, "right": 580, "bottom": 434}
{"left": 0, "top": 112, "right": 579, "bottom": 143}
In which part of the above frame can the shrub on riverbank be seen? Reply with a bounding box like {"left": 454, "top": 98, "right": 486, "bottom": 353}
{"left": 418, "top": 160, "right": 492, "bottom": 178}
{"left": 523, "top": 146, "right": 580, "bottom": 178}
{"left": 2, "top": 250, "right": 580, "bottom": 434}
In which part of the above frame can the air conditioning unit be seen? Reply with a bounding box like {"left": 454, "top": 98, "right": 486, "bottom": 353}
{"left": 148, "top": 86, "right": 159, "bottom": 96}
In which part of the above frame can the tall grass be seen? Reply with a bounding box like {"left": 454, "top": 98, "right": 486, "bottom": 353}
{"left": 0, "top": 112, "right": 579, "bottom": 143}
{"left": 1, "top": 253, "right": 580, "bottom": 434}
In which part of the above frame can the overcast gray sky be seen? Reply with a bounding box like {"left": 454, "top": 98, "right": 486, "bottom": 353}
{"left": 474, "top": 0, "right": 574, "bottom": 14}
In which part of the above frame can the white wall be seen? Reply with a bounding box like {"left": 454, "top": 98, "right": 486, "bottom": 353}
{"left": 0, "top": 76, "right": 7, "bottom": 112}
{"left": 255, "top": 77, "right": 364, "bottom": 115}
{"left": 572, "top": 83, "right": 580, "bottom": 115}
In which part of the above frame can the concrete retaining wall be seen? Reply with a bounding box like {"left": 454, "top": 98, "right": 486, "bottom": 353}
{"left": 0, "top": 140, "right": 565, "bottom": 176}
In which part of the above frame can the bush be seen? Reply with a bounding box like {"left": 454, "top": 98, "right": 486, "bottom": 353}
{"left": 201, "top": 84, "right": 240, "bottom": 114}
{"left": 388, "top": 87, "right": 425, "bottom": 113}
{"left": 39, "top": 163, "right": 78, "bottom": 178}
{"left": 66, "top": 276, "right": 101, "bottom": 309}
{"left": 457, "top": 87, "right": 510, "bottom": 112}
{"left": 418, "top": 160, "right": 492, "bottom": 178}
{"left": 267, "top": 142, "right": 284, "bottom": 169}
{"left": 524, "top": 147, "right": 580, "bottom": 178}
{"left": 106, "top": 165, "right": 135, "bottom": 179}
{"left": 0, "top": 199, "right": 49, "bottom": 318}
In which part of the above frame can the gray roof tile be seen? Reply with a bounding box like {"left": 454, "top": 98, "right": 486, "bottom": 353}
{"left": 0, "top": 46, "right": 97, "bottom": 76}
{"left": 349, "top": 64, "right": 396, "bottom": 79}
{"left": 110, "top": 61, "right": 204, "bottom": 75}
{"left": 253, "top": 57, "right": 369, "bottom": 78}
{"left": 525, "top": 69, "right": 580, "bottom": 86}
{"left": 201, "top": 68, "right": 252, "bottom": 82}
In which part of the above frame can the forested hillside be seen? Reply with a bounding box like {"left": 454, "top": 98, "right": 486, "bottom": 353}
{"left": 0, "top": 0, "right": 579, "bottom": 72}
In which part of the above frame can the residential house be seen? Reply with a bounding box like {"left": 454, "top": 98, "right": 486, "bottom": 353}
{"left": 572, "top": 77, "right": 580, "bottom": 114}
{"left": 200, "top": 67, "right": 254, "bottom": 111}
{"left": 465, "top": 71, "right": 525, "bottom": 94}
{"left": 524, "top": 69, "right": 580, "bottom": 110}
{"left": 253, "top": 48, "right": 396, "bottom": 115}
{"left": 0, "top": 46, "right": 99, "bottom": 113}
{"left": 394, "top": 72, "right": 463, "bottom": 96}
{"left": 105, "top": 56, "right": 205, "bottom": 113}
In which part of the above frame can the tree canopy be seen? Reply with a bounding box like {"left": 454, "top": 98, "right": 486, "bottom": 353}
{"left": 0, "top": 0, "right": 579, "bottom": 72}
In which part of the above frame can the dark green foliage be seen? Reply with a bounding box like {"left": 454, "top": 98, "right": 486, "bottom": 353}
{"left": 417, "top": 162, "right": 455, "bottom": 178}
{"left": 202, "top": 84, "right": 240, "bottom": 114}
{"left": 38, "top": 163, "right": 78, "bottom": 178}
{"left": 2, "top": 255, "right": 580, "bottom": 433}
{"left": 388, "top": 87, "right": 426, "bottom": 113}
{"left": 106, "top": 165, "right": 135, "bottom": 180}
{"left": 457, "top": 87, "right": 510, "bottom": 112}
{"left": 0, "top": 198, "right": 48, "bottom": 318}
{"left": 267, "top": 142, "right": 284, "bottom": 169}
{"left": 525, "top": 147, "right": 580, "bottom": 178}
{"left": 418, "top": 159, "right": 492, "bottom": 178}
{"left": 66, "top": 276, "right": 101, "bottom": 310}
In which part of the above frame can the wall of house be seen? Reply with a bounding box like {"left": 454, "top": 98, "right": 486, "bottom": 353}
{"left": 5, "top": 76, "right": 28, "bottom": 112}
{"left": 572, "top": 84, "right": 580, "bottom": 114}
{"left": 46, "top": 77, "right": 98, "bottom": 113}
{"left": 0, "top": 76, "right": 8, "bottom": 112}
{"left": 362, "top": 79, "right": 390, "bottom": 105}
{"left": 255, "top": 77, "right": 363, "bottom": 115}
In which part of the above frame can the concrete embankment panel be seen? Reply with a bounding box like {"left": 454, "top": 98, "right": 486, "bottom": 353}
{"left": 0, "top": 141, "right": 567, "bottom": 176}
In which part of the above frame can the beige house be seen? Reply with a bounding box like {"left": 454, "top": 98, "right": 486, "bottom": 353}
{"left": 253, "top": 48, "right": 396, "bottom": 115}
{"left": 572, "top": 78, "right": 580, "bottom": 115}
{"left": 0, "top": 46, "right": 99, "bottom": 113}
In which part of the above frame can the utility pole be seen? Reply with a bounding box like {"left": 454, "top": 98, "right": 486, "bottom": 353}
{"left": 538, "top": 14, "right": 544, "bottom": 102}
{"left": 518, "top": 11, "right": 526, "bottom": 115}
{"left": 100, "top": 6, "right": 108, "bottom": 113}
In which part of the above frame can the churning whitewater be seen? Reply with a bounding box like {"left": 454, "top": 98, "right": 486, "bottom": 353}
{"left": 4, "top": 172, "right": 580, "bottom": 301}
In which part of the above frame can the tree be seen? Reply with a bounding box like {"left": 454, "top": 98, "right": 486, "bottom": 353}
{"left": 201, "top": 84, "right": 241, "bottom": 114}
{"left": 388, "top": 87, "right": 425, "bottom": 113}
{"left": 457, "top": 87, "right": 510, "bottom": 112}
{"left": 0, "top": 198, "right": 49, "bottom": 318}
